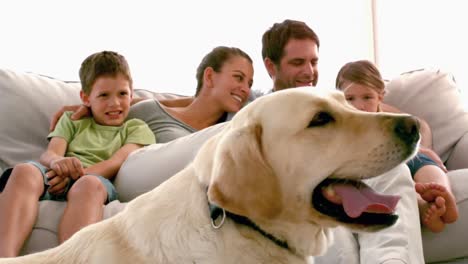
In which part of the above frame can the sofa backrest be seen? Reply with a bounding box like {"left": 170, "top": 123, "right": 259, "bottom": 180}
{"left": 383, "top": 68, "right": 468, "bottom": 163}
{"left": 0, "top": 68, "right": 181, "bottom": 170}
{"left": 0, "top": 69, "right": 81, "bottom": 169}
{"left": 1, "top": 67, "right": 467, "bottom": 171}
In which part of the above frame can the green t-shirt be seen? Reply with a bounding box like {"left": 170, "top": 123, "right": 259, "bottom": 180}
{"left": 48, "top": 112, "right": 156, "bottom": 168}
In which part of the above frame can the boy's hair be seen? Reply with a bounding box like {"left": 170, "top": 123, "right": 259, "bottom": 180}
{"left": 261, "top": 19, "right": 320, "bottom": 65}
{"left": 335, "top": 60, "right": 385, "bottom": 93}
{"left": 79, "top": 51, "right": 133, "bottom": 95}
{"left": 195, "top": 46, "right": 252, "bottom": 97}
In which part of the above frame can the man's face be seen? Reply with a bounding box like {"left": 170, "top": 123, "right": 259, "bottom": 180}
{"left": 267, "top": 38, "right": 319, "bottom": 91}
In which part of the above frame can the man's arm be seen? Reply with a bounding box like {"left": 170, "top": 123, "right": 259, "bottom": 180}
{"left": 83, "top": 143, "right": 142, "bottom": 179}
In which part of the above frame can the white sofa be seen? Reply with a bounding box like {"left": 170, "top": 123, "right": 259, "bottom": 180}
{"left": 0, "top": 68, "right": 467, "bottom": 263}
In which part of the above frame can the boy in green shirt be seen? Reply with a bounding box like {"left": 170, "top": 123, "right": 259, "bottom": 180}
{"left": 0, "top": 51, "right": 155, "bottom": 257}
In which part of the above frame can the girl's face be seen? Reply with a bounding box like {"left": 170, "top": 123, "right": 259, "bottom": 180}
{"left": 210, "top": 56, "right": 254, "bottom": 113}
{"left": 341, "top": 81, "right": 383, "bottom": 113}
{"left": 81, "top": 73, "right": 132, "bottom": 126}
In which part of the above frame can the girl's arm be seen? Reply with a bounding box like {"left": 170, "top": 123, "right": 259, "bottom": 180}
{"left": 381, "top": 103, "right": 433, "bottom": 148}
{"left": 381, "top": 103, "right": 446, "bottom": 170}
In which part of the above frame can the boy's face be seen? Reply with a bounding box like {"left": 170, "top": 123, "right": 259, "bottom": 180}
{"left": 81, "top": 73, "right": 132, "bottom": 126}
{"left": 265, "top": 38, "right": 319, "bottom": 91}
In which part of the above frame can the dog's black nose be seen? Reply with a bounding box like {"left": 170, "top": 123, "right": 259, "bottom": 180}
{"left": 394, "top": 116, "right": 420, "bottom": 146}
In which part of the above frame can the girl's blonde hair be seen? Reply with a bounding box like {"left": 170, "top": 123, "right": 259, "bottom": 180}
{"left": 335, "top": 60, "right": 385, "bottom": 94}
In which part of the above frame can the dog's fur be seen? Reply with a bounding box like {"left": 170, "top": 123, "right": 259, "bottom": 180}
{"left": 0, "top": 87, "right": 419, "bottom": 264}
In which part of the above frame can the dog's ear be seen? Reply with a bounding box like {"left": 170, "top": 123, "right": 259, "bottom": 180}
{"left": 207, "top": 124, "right": 282, "bottom": 220}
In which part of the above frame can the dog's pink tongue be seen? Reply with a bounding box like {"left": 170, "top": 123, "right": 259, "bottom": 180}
{"left": 332, "top": 184, "right": 400, "bottom": 218}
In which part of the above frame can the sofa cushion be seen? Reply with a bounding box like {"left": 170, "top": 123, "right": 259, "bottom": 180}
{"left": 446, "top": 132, "right": 468, "bottom": 170}
{"left": 422, "top": 169, "right": 468, "bottom": 262}
{"left": 384, "top": 68, "right": 468, "bottom": 163}
{"left": 20, "top": 200, "right": 127, "bottom": 255}
{"left": 115, "top": 122, "right": 225, "bottom": 201}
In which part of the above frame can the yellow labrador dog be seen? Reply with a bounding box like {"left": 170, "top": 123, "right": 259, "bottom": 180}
{"left": 0, "top": 87, "right": 420, "bottom": 264}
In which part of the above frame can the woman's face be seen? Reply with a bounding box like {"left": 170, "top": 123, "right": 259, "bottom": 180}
{"left": 210, "top": 56, "right": 254, "bottom": 113}
{"left": 341, "top": 81, "right": 383, "bottom": 112}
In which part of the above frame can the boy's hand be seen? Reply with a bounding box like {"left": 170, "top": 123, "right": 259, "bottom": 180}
{"left": 50, "top": 157, "right": 84, "bottom": 180}
{"left": 49, "top": 105, "right": 91, "bottom": 131}
{"left": 46, "top": 170, "right": 70, "bottom": 194}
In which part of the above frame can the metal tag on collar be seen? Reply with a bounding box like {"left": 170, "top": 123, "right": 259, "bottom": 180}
{"left": 209, "top": 203, "right": 226, "bottom": 229}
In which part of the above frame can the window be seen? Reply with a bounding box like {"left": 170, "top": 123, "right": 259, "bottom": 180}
{"left": 1, "top": 0, "right": 372, "bottom": 95}
{"left": 374, "top": 0, "right": 468, "bottom": 109}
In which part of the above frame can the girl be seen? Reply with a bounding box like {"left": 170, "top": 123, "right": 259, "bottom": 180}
{"left": 335, "top": 60, "right": 458, "bottom": 233}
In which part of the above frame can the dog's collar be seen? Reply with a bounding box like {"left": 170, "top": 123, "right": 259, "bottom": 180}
{"left": 208, "top": 203, "right": 290, "bottom": 251}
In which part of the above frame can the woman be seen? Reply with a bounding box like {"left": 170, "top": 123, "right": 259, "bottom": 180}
{"left": 127, "top": 46, "right": 254, "bottom": 142}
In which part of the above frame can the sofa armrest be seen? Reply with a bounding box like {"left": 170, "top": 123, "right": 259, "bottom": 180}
{"left": 423, "top": 169, "right": 468, "bottom": 262}
{"left": 446, "top": 132, "right": 468, "bottom": 170}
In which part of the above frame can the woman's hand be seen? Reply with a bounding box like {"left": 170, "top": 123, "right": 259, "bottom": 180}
{"left": 49, "top": 105, "right": 91, "bottom": 131}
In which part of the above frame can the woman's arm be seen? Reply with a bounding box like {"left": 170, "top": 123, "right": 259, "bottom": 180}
{"left": 49, "top": 97, "right": 193, "bottom": 131}
{"left": 159, "top": 97, "right": 194, "bottom": 108}
{"left": 84, "top": 143, "right": 143, "bottom": 179}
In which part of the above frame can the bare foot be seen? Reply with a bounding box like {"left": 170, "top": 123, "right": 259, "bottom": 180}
{"left": 415, "top": 182, "right": 458, "bottom": 223}
{"left": 418, "top": 197, "right": 446, "bottom": 233}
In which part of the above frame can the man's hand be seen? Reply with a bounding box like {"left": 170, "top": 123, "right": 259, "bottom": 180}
{"left": 49, "top": 157, "right": 84, "bottom": 180}
{"left": 419, "top": 146, "right": 447, "bottom": 172}
{"left": 49, "top": 105, "right": 91, "bottom": 131}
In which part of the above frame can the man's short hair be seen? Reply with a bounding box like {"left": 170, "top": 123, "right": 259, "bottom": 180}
{"left": 262, "top": 19, "right": 320, "bottom": 65}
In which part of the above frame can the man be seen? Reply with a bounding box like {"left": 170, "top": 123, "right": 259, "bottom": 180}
{"left": 260, "top": 19, "right": 424, "bottom": 264}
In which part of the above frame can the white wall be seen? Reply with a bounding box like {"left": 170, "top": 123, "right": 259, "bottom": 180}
{"left": 1, "top": 0, "right": 373, "bottom": 95}
{"left": 375, "top": 0, "right": 468, "bottom": 108}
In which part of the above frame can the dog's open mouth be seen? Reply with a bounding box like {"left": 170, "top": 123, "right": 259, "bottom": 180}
{"left": 312, "top": 178, "right": 400, "bottom": 227}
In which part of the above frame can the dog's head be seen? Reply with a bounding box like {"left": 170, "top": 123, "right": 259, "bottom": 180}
{"left": 194, "top": 87, "right": 419, "bottom": 255}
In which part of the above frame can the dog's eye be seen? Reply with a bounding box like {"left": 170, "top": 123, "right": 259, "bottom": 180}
{"left": 308, "top": 111, "right": 334, "bottom": 127}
